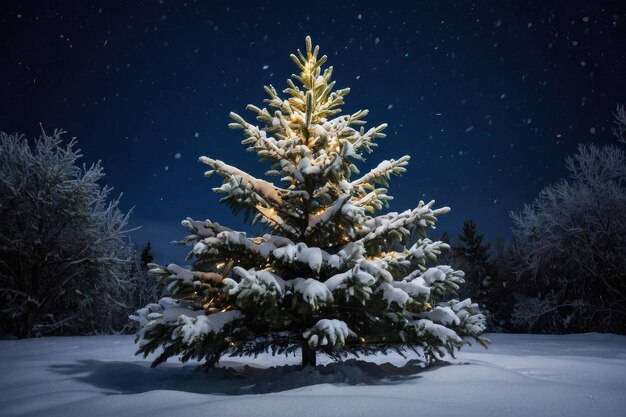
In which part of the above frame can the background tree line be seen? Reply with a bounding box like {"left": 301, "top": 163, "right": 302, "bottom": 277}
{"left": 444, "top": 107, "right": 626, "bottom": 334}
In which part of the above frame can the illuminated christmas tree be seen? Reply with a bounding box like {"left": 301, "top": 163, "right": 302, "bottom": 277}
{"left": 132, "top": 37, "right": 487, "bottom": 369}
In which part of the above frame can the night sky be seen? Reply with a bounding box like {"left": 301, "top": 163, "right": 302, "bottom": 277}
{"left": 1, "top": 1, "right": 625, "bottom": 262}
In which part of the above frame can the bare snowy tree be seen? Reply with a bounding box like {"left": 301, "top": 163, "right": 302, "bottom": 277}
{"left": 0, "top": 129, "right": 135, "bottom": 337}
{"left": 122, "top": 247, "right": 162, "bottom": 333}
{"left": 511, "top": 137, "right": 626, "bottom": 333}
{"left": 613, "top": 104, "right": 626, "bottom": 144}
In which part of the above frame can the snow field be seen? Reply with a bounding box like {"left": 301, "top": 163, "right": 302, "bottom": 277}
{"left": 1, "top": 333, "right": 625, "bottom": 417}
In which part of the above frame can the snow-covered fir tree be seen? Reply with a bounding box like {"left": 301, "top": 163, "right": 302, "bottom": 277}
{"left": 132, "top": 37, "right": 487, "bottom": 368}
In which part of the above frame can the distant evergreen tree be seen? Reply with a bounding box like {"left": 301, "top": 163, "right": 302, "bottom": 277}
{"left": 140, "top": 243, "right": 154, "bottom": 271}
{"left": 125, "top": 247, "right": 160, "bottom": 332}
{"left": 454, "top": 220, "right": 493, "bottom": 304}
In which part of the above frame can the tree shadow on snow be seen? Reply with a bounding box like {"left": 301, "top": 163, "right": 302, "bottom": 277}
{"left": 49, "top": 358, "right": 448, "bottom": 395}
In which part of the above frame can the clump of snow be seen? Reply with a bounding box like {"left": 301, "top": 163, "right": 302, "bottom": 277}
{"left": 324, "top": 261, "right": 379, "bottom": 301}
{"left": 257, "top": 234, "right": 294, "bottom": 258}
{"left": 414, "top": 319, "right": 463, "bottom": 344}
{"left": 290, "top": 278, "right": 333, "bottom": 309}
{"left": 307, "top": 195, "right": 351, "bottom": 229}
{"left": 200, "top": 157, "right": 285, "bottom": 206}
{"left": 174, "top": 311, "right": 242, "bottom": 345}
{"left": 166, "top": 264, "right": 194, "bottom": 282}
{"left": 297, "top": 157, "right": 321, "bottom": 175}
{"left": 421, "top": 266, "right": 451, "bottom": 285}
{"left": 324, "top": 270, "right": 352, "bottom": 292}
{"left": 303, "top": 319, "right": 356, "bottom": 348}
{"left": 422, "top": 306, "right": 461, "bottom": 326}
{"left": 273, "top": 243, "right": 323, "bottom": 273}
{"left": 223, "top": 267, "right": 284, "bottom": 300}
{"left": 130, "top": 297, "right": 182, "bottom": 325}
{"left": 377, "top": 282, "right": 410, "bottom": 307}
{"left": 390, "top": 275, "right": 431, "bottom": 299}
{"left": 161, "top": 307, "right": 204, "bottom": 323}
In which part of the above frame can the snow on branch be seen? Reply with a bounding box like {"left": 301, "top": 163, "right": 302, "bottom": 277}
{"left": 290, "top": 278, "right": 334, "bottom": 310}
{"left": 228, "top": 111, "right": 292, "bottom": 163}
{"left": 200, "top": 157, "right": 287, "bottom": 206}
{"left": 177, "top": 218, "right": 235, "bottom": 246}
{"left": 353, "top": 188, "right": 394, "bottom": 213}
{"left": 307, "top": 194, "right": 352, "bottom": 231}
{"left": 223, "top": 267, "right": 285, "bottom": 304}
{"left": 350, "top": 122, "right": 388, "bottom": 155}
{"left": 351, "top": 156, "right": 410, "bottom": 189}
{"left": 148, "top": 263, "right": 224, "bottom": 285}
{"left": 253, "top": 204, "right": 298, "bottom": 236}
{"left": 613, "top": 104, "right": 626, "bottom": 144}
{"left": 173, "top": 310, "right": 243, "bottom": 345}
{"left": 358, "top": 200, "right": 450, "bottom": 243}
{"left": 271, "top": 241, "right": 364, "bottom": 275}
{"left": 303, "top": 319, "right": 356, "bottom": 349}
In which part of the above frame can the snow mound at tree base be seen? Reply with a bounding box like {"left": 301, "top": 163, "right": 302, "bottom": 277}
{"left": 204, "top": 358, "right": 434, "bottom": 394}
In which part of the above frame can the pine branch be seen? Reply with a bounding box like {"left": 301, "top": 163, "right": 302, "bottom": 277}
{"left": 351, "top": 156, "right": 410, "bottom": 189}
{"left": 358, "top": 200, "right": 451, "bottom": 244}
{"left": 200, "top": 157, "right": 288, "bottom": 206}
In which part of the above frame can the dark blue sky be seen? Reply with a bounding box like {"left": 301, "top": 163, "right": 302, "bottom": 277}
{"left": 1, "top": 1, "right": 624, "bottom": 262}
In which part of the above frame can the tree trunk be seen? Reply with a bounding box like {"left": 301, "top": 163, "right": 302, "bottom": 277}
{"left": 301, "top": 341, "right": 317, "bottom": 368}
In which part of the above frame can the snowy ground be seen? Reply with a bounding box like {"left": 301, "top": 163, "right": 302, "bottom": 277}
{"left": 1, "top": 333, "right": 625, "bottom": 417}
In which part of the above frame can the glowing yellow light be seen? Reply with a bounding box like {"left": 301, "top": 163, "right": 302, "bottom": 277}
{"left": 359, "top": 337, "right": 366, "bottom": 344}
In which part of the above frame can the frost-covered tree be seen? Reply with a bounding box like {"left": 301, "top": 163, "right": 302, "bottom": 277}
{"left": 0, "top": 129, "right": 134, "bottom": 337}
{"left": 133, "top": 37, "right": 487, "bottom": 368}
{"left": 613, "top": 104, "right": 626, "bottom": 144}
{"left": 511, "top": 112, "right": 626, "bottom": 334}
{"left": 125, "top": 248, "right": 161, "bottom": 333}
